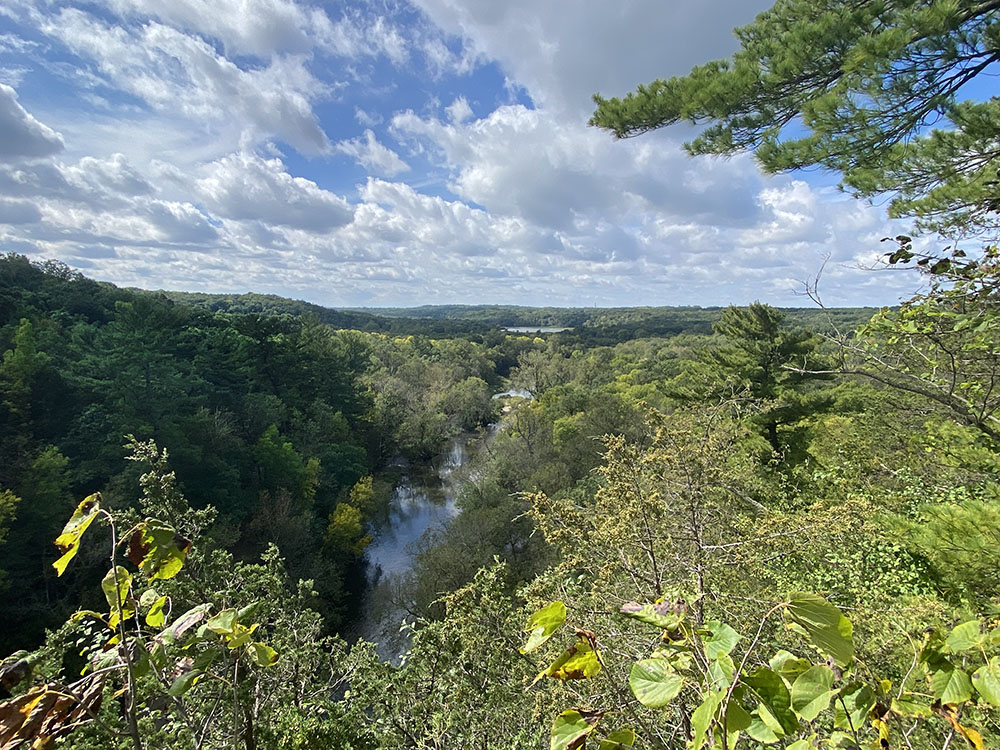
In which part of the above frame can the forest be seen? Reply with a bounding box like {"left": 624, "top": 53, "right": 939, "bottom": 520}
{"left": 2, "top": 0, "right": 1000, "bottom": 749}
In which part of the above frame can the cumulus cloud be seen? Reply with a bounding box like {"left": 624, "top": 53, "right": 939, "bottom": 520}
{"left": 196, "top": 150, "right": 354, "bottom": 232}
{"left": 335, "top": 130, "right": 410, "bottom": 177}
{"left": 0, "top": 84, "right": 64, "bottom": 161}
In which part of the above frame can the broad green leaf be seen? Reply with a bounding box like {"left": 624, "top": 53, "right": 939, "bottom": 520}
{"left": 192, "top": 647, "right": 222, "bottom": 671}
{"left": 551, "top": 709, "right": 601, "bottom": 750}
{"left": 786, "top": 593, "right": 854, "bottom": 666}
{"left": 522, "top": 601, "right": 567, "bottom": 654}
{"left": 890, "top": 695, "right": 933, "bottom": 718}
{"left": 206, "top": 608, "right": 238, "bottom": 635}
{"left": 101, "top": 566, "right": 134, "bottom": 629}
{"left": 690, "top": 691, "right": 723, "bottom": 750}
{"left": 787, "top": 735, "right": 818, "bottom": 750}
{"left": 744, "top": 667, "right": 797, "bottom": 735}
{"left": 620, "top": 601, "right": 684, "bottom": 631}
{"left": 946, "top": 620, "right": 984, "bottom": 653}
{"left": 790, "top": 666, "right": 836, "bottom": 721}
{"left": 145, "top": 595, "right": 168, "bottom": 628}
{"left": 535, "top": 638, "right": 601, "bottom": 683}
{"left": 628, "top": 659, "right": 685, "bottom": 708}
{"left": 52, "top": 494, "right": 101, "bottom": 576}
{"left": 834, "top": 683, "right": 875, "bottom": 731}
{"left": 769, "top": 650, "right": 811, "bottom": 681}
{"left": 972, "top": 657, "right": 1000, "bottom": 705}
{"left": 707, "top": 654, "right": 735, "bottom": 690}
{"left": 249, "top": 642, "right": 278, "bottom": 667}
{"left": 931, "top": 663, "right": 973, "bottom": 705}
{"left": 746, "top": 714, "right": 781, "bottom": 745}
{"left": 723, "top": 700, "right": 752, "bottom": 733}
{"left": 599, "top": 728, "right": 635, "bottom": 750}
{"left": 168, "top": 668, "right": 202, "bottom": 697}
{"left": 701, "top": 621, "right": 741, "bottom": 660}
{"left": 127, "top": 519, "right": 191, "bottom": 580}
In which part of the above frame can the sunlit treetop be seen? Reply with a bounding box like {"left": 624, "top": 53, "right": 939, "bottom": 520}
{"left": 591, "top": 0, "right": 1000, "bottom": 237}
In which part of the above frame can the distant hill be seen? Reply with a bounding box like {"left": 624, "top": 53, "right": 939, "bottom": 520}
{"left": 146, "top": 292, "right": 879, "bottom": 343}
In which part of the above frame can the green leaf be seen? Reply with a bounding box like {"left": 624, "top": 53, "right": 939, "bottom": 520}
{"left": 786, "top": 593, "right": 854, "bottom": 666}
{"left": 206, "top": 608, "right": 238, "bottom": 636}
{"left": 790, "top": 666, "right": 836, "bottom": 721}
{"left": 551, "top": 709, "right": 601, "bottom": 750}
{"left": 744, "top": 667, "right": 798, "bottom": 735}
{"left": 769, "top": 650, "right": 811, "bottom": 682}
{"left": 746, "top": 714, "right": 781, "bottom": 745}
{"left": 628, "top": 659, "right": 685, "bottom": 708}
{"left": 834, "top": 683, "right": 875, "bottom": 731}
{"left": 946, "top": 620, "right": 984, "bottom": 653}
{"left": 931, "top": 663, "right": 973, "bottom": 705}
{"left": 972, "top": 657, "right": 1000, "bottom": 705}
{"left": 52, "top": 494, "right": 101, "bottom": 576}
{"left": 535, "top": 638, "right": 602, "bottom": 683}
{"left": 787, "top": 735, "right": 818, "bottom": 750}
{"left": 599, "top": 728, "right": 635, "bottom": 750}
{"left": 690, "top": 691, "right": 723, "bottom": 750}
{"left": 101, "top": 566, "right": 134, "bottom": 629}
{"left": 168, "top": 668, "right": 202, "bottom": 697}
{"left": 620, "top": 601, "right": 684, "bottom": 630}
{"left": 707, "top": 654, "right": 735, "bottom": 690}
{"left": 723, "top": 700, "right": 752, "bottom": 733}
{"left": 890, "top": 695, "right": 933, "bottom": 718}
{"left": 127, "top": 519, "right": 191, "bottom": 580}
{"left": 522, "top": 601, "right": 567, "bottom": 654}
{"left": 249, "top": 641, "right": 278, "bottom": 667}
{"left": 145, "top": 595, "right": 168, "bottom": 628}
{"left": 701, "top": 621, "right": 741, "bottom": 660}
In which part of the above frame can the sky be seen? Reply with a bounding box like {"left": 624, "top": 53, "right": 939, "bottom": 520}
{"left": 0, "top": 0, "right": 929, "bottom": 308}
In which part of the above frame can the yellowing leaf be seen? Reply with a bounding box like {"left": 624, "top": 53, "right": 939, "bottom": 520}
{"left": 52, "top": 494, "right": 100, "bottom": 576}
{"left": 535, "top": 638, "right": 602, "bottom": 684}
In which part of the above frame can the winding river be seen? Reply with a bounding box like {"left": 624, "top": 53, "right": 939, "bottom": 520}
{"left": 349, "top": 428, "right": 494, "bottom": 662}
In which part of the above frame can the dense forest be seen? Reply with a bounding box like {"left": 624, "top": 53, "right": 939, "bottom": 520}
{"left": 3, "top": 0, "right": 1000, "bottom": 749}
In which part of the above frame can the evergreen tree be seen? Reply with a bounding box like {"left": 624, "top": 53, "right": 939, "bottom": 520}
{"left": 591, "top": 0, "right": 1000, "bottom": 237}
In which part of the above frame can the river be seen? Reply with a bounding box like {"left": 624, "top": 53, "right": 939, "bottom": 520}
{"left": 348, "top": 428, "right": 495, "bottom": 662}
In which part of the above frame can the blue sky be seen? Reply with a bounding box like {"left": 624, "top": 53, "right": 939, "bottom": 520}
{"left": 0, "top": 0, "right": 934, "bottom": 307}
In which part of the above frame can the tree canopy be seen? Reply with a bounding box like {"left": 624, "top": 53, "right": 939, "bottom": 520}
{"left": 590, "top": 0, "right": 1000, "bottom": 237}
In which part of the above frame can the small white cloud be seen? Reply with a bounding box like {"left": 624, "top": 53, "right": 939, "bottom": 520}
{"left": 445, "top": 96, "right": 473, "bottom": 124}
{"left": 335, "top": 130, "right": 409, "bottom": 177}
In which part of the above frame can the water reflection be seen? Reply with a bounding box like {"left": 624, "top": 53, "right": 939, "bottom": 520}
{"left": 350, "top": 432, "right": 479, "bottom": 662}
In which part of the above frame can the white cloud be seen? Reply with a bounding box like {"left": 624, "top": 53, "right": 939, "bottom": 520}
{"left": 445, "top": 96, "right": 473, "bottom": 124}
{"left": 196, "top": 150, "right": 354, "bottom": 232}
{"left": 0, "top": 83, "right": 64, "bottom": 160}
{"left": 106, "top": 0, "right": 335, "bottom": 57}
{"left": 40, "top": 9, "right": 331, "bottom": 154}
{"left": 410, "top": 0, "right": 772, "bottom": 116}
{"left": 335, "top": 129, "right": 410, "bottom": 177}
